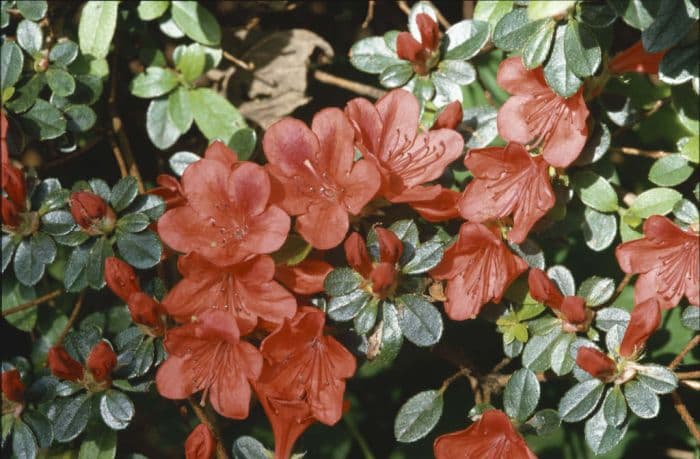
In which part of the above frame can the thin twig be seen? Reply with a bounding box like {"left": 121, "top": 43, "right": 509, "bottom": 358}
{"left": 361, "top": 0, "right": 376, "bottom": 29}
{"left": 396, "top": 0, "right": 411, "bottom": 15}
{"left": 396, "top": 1, "right": 451, "bottom": 28}
{"left": 671, "top": 391, "right": 700, "bottom": 443}
{"left": 610, "top": 147, "right": 671, "bottom": 159}
{"left": 605, "top": 273, "right": 633, "bottom": 308}
{"left": 344, "top": 415, "right": 376, "bottom": 459}
{"left": 2, "top": 289, "right": 64, "bottom": 317}
{"left": 222, "top": 51, "right": 255, "bottom": 71}
{"left": 439, "top": 367, "right": 472, "bottom": 394}
{"left": 669, "top": 335, "right": 700, "bottom": 370}
{"left": 675, "top": 370, "right": 700, "bottom": 381}
{"left": 313, "top": 70, "right": 386, "bottom": 99}
{"left": 188, "top": 398, "right": 229, "bottom": 459}
{"left": 57, "top": 291, "right": 85, "bottom": 345}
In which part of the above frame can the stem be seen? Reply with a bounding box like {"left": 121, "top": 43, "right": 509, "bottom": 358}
{"left": 313, "top": 70, "right": 386, "bottom": 99}
{"left": 396, "top": 0, "right": 450, "bottom": 28}
{"left": 222, "top": 51, "right": 255, "bottom": 71}
{"left": 2, "top": 289, "right": 63, "bottom": 317}
{"left": 669, "top": 336, "right": 700, "bottom": 370}
{"left": 610, "top": 147, "right": 671, "bottom": 159}
{"left": 361, "top": 0, "right": 376, "bottom": 29}
{"left": 57, "top": 291, "right": 86, "bottom": 345}
{"left": 188, "top": 398, "right": 230, "bottom": 459}
{"left": 439, "top": 367, "right": 472, "bottom": 394}
{"left": 671, "top": 391, "right": 700, "bottom": 443}
{"left": 675, "top": 370, "right": 700, "bottom": 380}
{"left": 343, "top": 415, "right": 376, "bottom": 459}
{"left": 604, "top": 273, "right": 633, "bottom": 308}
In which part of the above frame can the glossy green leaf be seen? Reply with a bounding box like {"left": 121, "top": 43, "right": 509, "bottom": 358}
{"left": 41, "top": 210, "right": 75, "bottom": 236}
{"left": 324, "top": 268, "right": 361, "bottom": 296}
{"left": 86, "top": 237, "right": 113, "bottom": 288}
{"left": 130, "top": 67, "right": 179, "bottom": 98}
{"left": 328, "top": 290, "right": 372, "bottom": 322}
{"left": 659, "top": 45, "right": 698, "bottom": 86}
{"left": 1, "top": 41, "right": 24, "bottom": 90}
{"left": 602, "top": 386, "right": 627, "bottom": 427}
{"left": 46, "top": 68, "right": 75, "bottom": 97}
{"left": 550, "top": 331, "right": 575, "bottom": 376}
{"left": 648, "top": 154, "right": 693, "bottom": 186}
{"left": 17, "top": 19, "right": 43, "bottom": 55}
{"left": 608, "top": 0, "right": 657, "bottom": 29}
{"left": 546, "top": 265, "right": 575, "bottom": 296}
{"left": 170, "top": 1, "right": 221, "bottom": 45}
{"left": 577, "top": 2, "right": 617, "bottom": 28}
{"left": 65, "top": 104, "right": 97, "bottom": 132}
{"left": 623, "top": 380, "right": 659, "bottom": 419}
{"left": 110, "top": 176, "right": 138, "bottom": 212}
{"left": 116, "top": 213, "right": 150, "bottom": 233}
{"left": 189, "top": 88, "right": 246, "bottom": 145}
{"left": 493, "top": 9, "right": 546, "bottom": 52}
{"left": 435, "top": 60, "right": 476, "bottom": 85}
{"left": 394, "top": 390, "right": 443, "bottom": 443}
{"left": 350, "top": 36, "right": 402, "bottom": 74}
{"left": 558, "top": 378, "right": 604, "bottom": 422}
{"left": 582, "top": 207, "right": 617, "bottom": 252}
{"left": 2, "top": 277, "right": 37, "bottom": 331}
{"left": 522, "top": 328, "right": 561, "bottom": 372}
{"left": 584, "top": 406, "right": 628, "bottom": 455}
{"left": 379, "top": 63, "right": 413, "bottom": 88}
{"left": 572, "top": 171, "right": 618, "bottom": 212}
{"left": 78, "top": 1, "right": 118, "bottom": 59}
{"left": 396, "top": 294, "right": 443, "bottom": 347}
{"left": 168, "top": 151, "right": 200, "bottom": 176}
{"left": 543, "top": 24, "right": 583, "bottom": 97}
{"left": 504, "top": 368, "right": 540, "bottom": 421}
{"left": 354, "top": 299, "right": 379, "bottom": 335}
{"left": 680, "top": 306, "right": 700, "bottom": 331}
{"left": 64, "top": 242, "right": 90, "bottom": 291}
{"left": 147, "top": 98, "right": 181, "bottom": 150}
{"left": 12, "top": 419, "right": 38, "bottom": 459}
{"left": 137, "top": 0, "right": 169, "bottom": 21}
{"left": 635, "top": 364, "right": 678, "bottom": 394}
{"left": 167, "top": 86, "right": 193, "bottom": 134}
{"left": 21, "top": 99, "right": 67, "bottom": 140}
{"left": 99, "top": 390, "right": 134, "bottom": 430}
{"left": 116, "top": 230, "right": 162, "bottom": 269}
{"left": 526, "top": 409, "right": 561, "bottom": 436}
{"left": 627, "top": 187, "right": 682, "bottom": 218}
{"left": 402, "top": 241, "right": 443, "bottom": 274}
{"left": 14, "top": 233, "right": 56, "bottom": 286}
{"left": 52, "top": 393, "right": 92, "bottom": 442}
{"left": 642, "top": 0, "right": 694, "bottom": 53}
{"left": 230, "top": 128, "right": 257, "bottom": 160}
{"left": 443, "top": 19, "right": 490, "bottom": 60}
{"left": 521, "top": 19, "right": 555, "bottom": 69}
{"left": 563, "top": 20, "right": 601, "bottom": 77}
{"left": 577, "top": 276, "right": 614, "bottom": 306}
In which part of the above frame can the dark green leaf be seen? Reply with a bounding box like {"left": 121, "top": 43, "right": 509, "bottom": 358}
{"left": 526, "top": 409, "right": 561, "bottom": 436}
{"left": 52, "top": 393, "right": 92, "bottom": 442}
{"left": 578, "top": 276, "right": 614, "bottom": 306}
{"left": 354, "top": 299, "right": 379, "bottom": 335}
{"left": 17, "top": 19, "right": 43, "bottom": 55}
{"left": 64, "top": 243, "right": 91, "bottom": 291}
{"left": 522, "top": 328, "right": 561, "bottom": 372}
{"left": 364, "top": 302, "right": 403, "bottom": 370}
{"left": 660, "top": 45, "right": 698, "bottom": 85}
{"left": 584, "top": 406, "right": 628, "bottom": 455}
{"left": 680, "top": 306, "right": 700, "bottom": 331}
{"left": 608, "top": 0, "right": 657, "bottom": 29}
{"left": 1, "top": 41, "right": 24, "bottom": 90}
{"left": 17, "top": 1, "right": 47, "bottom": 21}
{"left": 572, "top": 171, "right": 618, "bottom": 212}
{"left": 504, "top": 368, "right": 540, "bottom": 421}
{"left": 116, "top": 213, "right": 150, "bottom": 233}
{"left": 563, "top": 20, "right": 601, "bottom": 77}
{"left": 2, "top": 234, "right": 17, "bottom": 273}
{"left": 78, "top": 423, "right": 117, "bottom": 459}
{"left": 21, "top": 99, "right": 67, "bottom": 140}
{"left": 328, "top": 290, "right": 372, "bottom": 322}
{"left": 167, "top": 86, "right": 193, "bottom": 134}
{"left": 324, "top": 268, "right": 361, "bottom": 296}
{"left": 126, "top": 195, "right": 165, "bottom": 221}
{"left": 550, "top": 332, "right": 575, "bottom": 376}
{"left": 50, "top": 40, "right": 79, "bottom": 66}
{"left": 648, "top": 154, "right": 693, "bottom": 186}
{"left": 558, "top": 379, "right": 604, "bottom": 422}
{"left": 12, "top": 419, "right": 38, "bottom": 459}
{"left": 493, "top": 9, "right": 546, "bottom": 52}
{"left": 396, "top": 294, "right": 443, "bottom": 347}
{"left": 99, "top": 390, "right": 134, "bottom": 430}
{"left": 574, "top": 122, "right": 611, "bottom": 166}
{"left": 402, "top": 241, "right": 443, "bottom": 274}
{"left": 189, "top": 88, "right": 246, "bottom": 145}
{"left": 2, "top": 277, "right": 37, "bottom": 331}
{"left": 521, "top": 19, "right": 555, "bottom": 69}
{"left": 65, "top": 105, "right": 97, "bottom": 132}
{"left": 168, "top": 151, "right": 200, "bottom": 176}
{"left": 137, "top": 0, "right": 169, "bottom": 21}
{"left": 602, "top": 386, "right": 627, "bottom": 427}
{"left": 349, "top": 36, "right": 402, "bottom": 74}
{"left": 78, "top": 1, "right": 118, "bottom": 59}
{"left": 577, "top": 2, "right": 617, "bottom": 28}
{"left": 230, "top": 128, "right": 257, "bottom": 160}
{"left": 110, "top": 177, "right": 138, "bottom": 212}
{"left": 635, "top": 365, "right": 678, "bottom": 394}
{"left": 171, "top": 1, "right": 221, "bottom": 45}
{"left": 116, "top": 230, "right": 162, "bottom": 269}
{"left": 42, "top": 210, "right": 75, "bottom": 236}
{"left": 232, "top": 436, "right": 271, "bottom": 459}
{"left": 147, "top": 98, "right": 181, "bottom": 150}
{"left": 443, "top": 19, "right": 490, "bottom": 60}
{"left": 582, "top": 207, "right": 617, "bottom": 252}
{"left": 394, "top": 390, "right": 444, "bottom": 443}
{"left": 642, "top": 0, "right": 694, "bottom": 53}
{"left": 22, "top": 410, "right": 52, "bottom": 448}
{"left": 14, "top": 233, "right": 56, "bottom": 286}
{"left": 379, "top": 63, "right": 413, "bottom": 88}
{"left": 544, "top": 22, "right": 583, "bottom": 96}
{"left": 6, "top": 73, "right": 45, "bottom": 113}
{"left": 623, "top": 380, "right": 659, "bottom": 419}
{"left": 46, "top": 68, "right": 75, "bottom": 97}
{"left": 86, "top": 236, "right": 113, "bottom": 289}
{"left": 130, "top": 67, "right": 179, "bottom": 98}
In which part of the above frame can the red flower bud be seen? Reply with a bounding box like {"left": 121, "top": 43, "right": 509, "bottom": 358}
{"left": 1, "top": 369, "right": 25, "bottom": 403}
{"left": 47, "top": 346, "right": 84, "bottom": 381}
{"left": 528, "top": 269, "right": 564, "bottom": 309}
{"left": 69, "top": 191, "right": 116, "bottom": 235}
{"left": 148, "top": 174, "right": 186, "bottom": 210}
{"left": 370, "top": 262, "right": 398, "bottom": 299}
{"left": 104, "top": 257, "right": 140, "bottom": 303}
{"left": 344, "top": 232, "right": 372, "bottom": 278}
{"left": 432, "top": 101, "right": 463, "bottom": 130}
{"left": 560, "top": 296, "right": 587, "bottom": 325}
{"left": 86, "top": 340, "right": 117, "bottom": 384}
{"left": 127, "top": 292, "right": 164, "bottom": 334}
{"left": 576, "top": 347, "right": 617, "bottom": 381}
{"left": 185, "top": 424, "right": 216, "bottom": 459}
{"left": 619, "top": 297, "right": 661, "bottom": 358}
{"left": 396, "top": 31, "right": 424, "bottom": 63}
{"left": 1, "top": 163, "right": 26, "bottom": 211}
{"left": 416, "top": 13, "right": 440, "bottom": 51}
{"left": 375, "top": 227, "right": 403, "bottom": 264}
{"left": 1, "top": 196, "right": 20, "bottom": 228}
{"left": 609, "top": 41, "right": 665, "bottom": 75}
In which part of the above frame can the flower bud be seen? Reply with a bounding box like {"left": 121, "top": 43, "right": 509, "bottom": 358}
{"left": 344, "top": 232, "right": 372, "bottom": 278}
{"left": 560, "top": 296, "right": 587, "bottom": 325}
{"left": 47, "top": 346, "right": 84, "bottom": 381}
{"left": 1, "top": 163, "right": 27, "bottom": 211}
{"left": 86, "top": 341, "right": 117, "bottom": 384}
{"left": 576, "top": 347, "right": 617, "bottom": 381}
{"left": 185, "top": 424, "right": 216, "bottom": 459}
{"left": 1, "top": 369, "right": 25, "bottom": 403}
{"left": 370, "top": 262, "right": 398, "bottom": 299}
{"left": 375, "top": 227, "right": 403, "bottom": 264}
{"left": 128, "top": 292, "right": 164, "bottom": 334}
{"left": 104, "top": 257, "right": 140, "bottom": 303}
{"left": 1, "top": 196, "right": 20, "bottom": 228}
{"left": 619, "top": 298, "right": 661, "bottom": 358}
{"left": 69, "top": 191, "right": 116, "bottom": 235}
{"left": 432, "top": 101, "right": 463, "bottom": 130}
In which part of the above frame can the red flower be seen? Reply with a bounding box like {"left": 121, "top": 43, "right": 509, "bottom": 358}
{"left": 253, "top": 387, "right": 315, "bottom": 459}
{"left": 619, "top": 297, "right": 661, "bottom": 358}
{"left": 397, "top": 13, "right": 440, "bottom": 75}
{"left": 162, "top": 252, "right": 296, "bottom": 336}
{"left": 69, "top": 191, "right": 116, "bottom": 235}
{"left": 344, "top": 229, "right": 403, "bottom": 299}
{"left": 409, "top": 187, "right": 461, "bottom": 222}
{"left": 345, "top": 90, "right": 463, "bottom": 204}
{"left": 528, "top": 269, "right": 588, "bottom": 325}
{"left": 263, "top": 109, "right": 380, "bottom": 249}
{"left": 47, "top": 346, "right": 84, "bottom": 382}
{"left": 258, "top": 307, "right": 356, "bottom": 425}
{"left": 431, "top": 222, "right": 528, "bottom": 320}
{"left": 459, "top": 142, "right": 555, "bottom": 244}
{"left": 185, "top": 424, "right": 216, "bottom": 459}
{"left": 1, "top": 162, "right": 26, "bottom": 212}
{"left": 496, "top": 57, "right": 589, "bottom": 168}
{"left": 433, "top": 101, "right": 463, "bottom": 130}
{"left": 86, "top": 340, "right": 117, "bottom": 384}
{"left": 609, "top": 41, "right": 665, "bottom": 74}
{"left": 576, "top": 347, "right": 617, "bottom": 381}
{"left": 104, "top": 257, "right": 140, "bottom": 303}
{"left": 156, "top": 310, "right": 262, "bottom": 419}
{"left": 148, "top": 174, "right": 186, "bottom": 210}
{"left": 433, "top": 409, "right": 537, "bottom": 459}
{"left": 1, "top": 369, "right": 25, "bottom": 403}
{"left": 275, "top": 259, "right": 334, "bottom": 295}
{"left": 1, "top": 196, "right": 21, "bottom": 228}
{"left": 127, "top": 292, "right": 165, "bottom": 335}
{"left": 615, "top": 215, "right": 699, "bottom": 310}
{"left": 158, "top": 160, "right": 290, "bottom": 266}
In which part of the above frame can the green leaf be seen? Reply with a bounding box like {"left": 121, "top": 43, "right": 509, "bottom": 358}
{"left": 635, "top": 364, "right": 678, "bottom": 394}
{"left": 546, "top": 265, "right": 575, "bottom": 296}
{"left": 17, "top": 1, "right": 47, "bottom": 21}
{"left": 572, "top": 171, "right": 618, "bottom": 212}
{"left": 550, "top": 332, "right": 575, "bottom": 376}
{"left": 582, "top": 207, "right": 617, "bottom": 252}
{"left": 116, "top": 213, "right": 150, "bottom": 233}
{"left": 584, "top": 406, "right": 628, "bottom": 455}
{"left": 435, "top": 60, "right": 476, "bottom": 85}
{"left": 168, "top": 151, "right": 200, "bottom": 176}
{"left": 354, "top": 299, "right": 379, "bottom": 335}
{"left": 86, "top": 236, "right": 113, "bottom": 289}
{"left": 364, "top": 302, "right": 403, "bottom": 370}
{"left": 324, "top": 268, "right": 361, "bottom": 296}
{"left": 116, "top": 230, "right": 162, "bottom": 269}
{"left": 6, "top": 73, "right": 45, "bottom": 113}
{"left": 21, "top": 99, "right": 67, "bottom": 140}
{"left": 379, "top": 63, "right": 413, "bottom": 88}
{"left": 12, "top": 419, "right": 38, "bottom": 459}
{"left": 602, "top": 386, "right": 627, "bottom": 427}
{"left": 328, "top": 290, "right": 372, "bottom": 322}
{"left": 577, "top": 276, "right": 614, "bottom": 306}
{"left": 230, "top": 128, "right": 257, "bottom": 160}
{"left": 349, "top": 36, "right": 402, "bottom": 74}
{"left": 394, "top": 390, "right": 444, "bottom": 443}
{"left": 522, "top": 328, "right": 561, "bottom": 372}
{"left": 2, "top": 277, "right": 37, "bottom": 331}
{"left": 623, "top": 380, "right": 659, "bottom": 419}
{"left": 2, "top": 234, "right": 17, "bottom": 273}
{"left": 126, "top": 195, "right": 166, "bottom": 221}
{"left": 137, "top": 0, "right": 169, "bottom": 21}
{"left": 46, "top": 67, "right": 76, "bottom": 97}
{"left": 558, "top": 379, "right": 604, "bottom": 422}
{"left": 64, "top": 243, "right": 90, "bottom": 291}
{"left": 526, "top": 409, "right": 561, "bottom": 436}
{"left": 492, "top": 9, "right": 546, "bottom": 52}
{"left": 232, "top": 436, "right": 272, "bottom": 459}
{"left": 608, "top": 0, "right": 657, "bottom": 29}
{"left": 528, "top": 1, "right": 575, "bottom": 20}
{"left": 627, "top": 187, "right": 682, "bottom": 218}
{"left": 1, "top": 41, "right": 24, "bottom": 90}
{"left": 21, "top": 411, "right": 51, "bottom": 449}
{"left": 473, "top": 0, "right": 514, "bottom": 32}
{"left": 175, "top": 43, "right": 206, "bottom": 82}
{"left": 189, "top": 87, "right": 246, "bottom": 145}
{"left": 543, "top": 24, "right": 583, "bottom": 97}
{"left": 660, "top": 45, "right": 698, "bottom": 86}
{"left": 52, "top": 393, "right": 92, "bottom": 442}
{"left": 79, "top": 423, "right": 117, "bottom": 459}
{"left": 147, "top": 98, "right": 181, "bottom": 150}
{"left": 123, "top": 336, "right": 155, "bottom": 378}
{"left": 575, "top": 122, "right": 611, "bottom": 166}
{"left": 563, "top": 20, "right": 601, "bottom": 78}
{"left": 678, "top": 136, "right": 699, "bottom": 163}
{"left": 14, "top": 233, "right": 56, "bottom": 286}
{"left": 170, "top": 1, "right": 221, "bottom": 45}
{"left": 78, "top": 1, "right": 118, "bottom": 59}
{"left": 443, "top": 19, "right": 490, "bottom": 60}
{"left": 642, "top": 0, "right": 694, "bottom": 53}
{"left": 577, "top": 2, "right": 617, "bottom": 28}
{"left": 648, "top": 154, "right": 693, "bottom": 186}
{"left": 110, "top": 176, "right": 138, "bottom": 212}
{"left": 402, "top": 241, "right": 443, "bottom": 274}
{"left": 396, "top": 294, "right": 443, "bottom": 347}
{"left": 504, "top": 368, "right": 540, "bottom": 421}
{"left": 65, "top": 105, "right": 97, "bottom": 132}
{"left": 17, "top": 19, "right": 43, "bottom": 55}
{"left": 521, "top": 19, "right": 555, "bottom": 69}
{"left": 388, "top": 219, "right": 420, "bottom": 253}
{"left": 130, "top": 67, "right": 179, "bottom": 98}
{"left": 680, "top": 306, "right": 700, "bottom": 331}
{"left": 99, "top": 390, "right": 134, "bottom": 430}
{"left": 42, "top": 210, "right": 76, "bottom": 236}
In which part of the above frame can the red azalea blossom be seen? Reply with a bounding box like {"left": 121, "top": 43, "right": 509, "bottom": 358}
{"left": 1, "top": 369, "right": 25, "bottom": 403}
{"left": 433, "top": 409, "right": 537, "bottom": 459}
{"left": 47, "top": 345, "right": 84, "bottom": 382}
{"left": 1, "top": 162, "right": 25, "bottom": 212}
{"left": 104, "top": 257, "right": 140, "bottom": 303}
{"left": 185, "top": 424, "right": 216, "bottom": 459}
{"left": 397, "top": 13, "right": 440, "bottom": 75}
{"left": 576, "top": 347, "right": 617, "bottom": 381}
{"left": 431, "top": 222, "right": 528, "bottom": 320}
{"left": 162, "top": 252, "right": 296, "bottom": 335}
{"left": 253, "top": 387, "right": 315, "bottom": 459}
{"left": 86, "top": 340, "right": 117, "bottom": 384}
{"left": 496, "top": 57, "right": 589, "bottom": 168}
{"left": 345, "top": 89, "right": 464, "bottom": 204}
{"left": 156, "top": 310, "right": 262, "bottom": 419}
{"left": 619, "top": 297, "right": 661, "bottom": 358}
{"left": 409, "top": 187, "right": 461, "bottom": 222}
{"left": 459, "top": 142, "right": 555, "bottom": 243}
{"left": 158, "top": 159, "right": 290, "bottom": 266}
{"left": 1, "top": 196, "right": 21, "bottom": 228}
{"left": 275, "top": 258, "right": 334, "bottom": 295}
{"left": 433, "top": 101, "right": 463, "bottom": 130}
{"left": 345, "top": 229, "right": 403, "bottom": 299}
{"left": 127, "top": 292, "right": 165, "bottom": 334}
{"left": 148, "top": 174, "right": 186, "bottom": 210}
{"left": 609, "top": 41, "right": 666, "bottom": 74}
{"left": 615, "top": 215, "right": 699, "bottom": 309}
{"left": 263, "top": 108, "right": 380, "bottom": 249}
{"left": 528, "top": 269, "right": 588, "bottom": 326}
{"left": 69, "top": 191, "right": 116, "bottom": 235}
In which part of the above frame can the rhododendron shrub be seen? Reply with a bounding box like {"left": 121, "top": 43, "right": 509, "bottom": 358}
{"left": 2, "top": 1, "right": 699, "bottom": 459}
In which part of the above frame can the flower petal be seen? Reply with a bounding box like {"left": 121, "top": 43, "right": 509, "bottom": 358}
{"left": 296, "top": 203, "right": 349, "bottom": 249}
